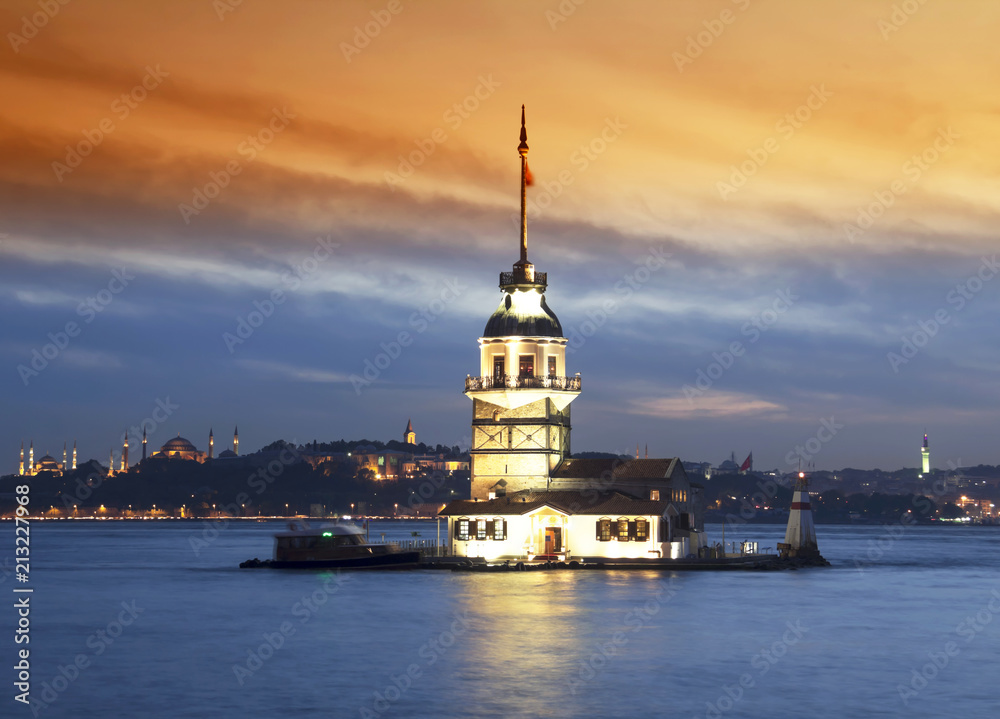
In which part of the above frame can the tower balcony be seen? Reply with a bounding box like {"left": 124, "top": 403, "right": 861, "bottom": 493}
{"left": 465, "top": 373, "right": 581, "bottom": 392}
{"left": 499, "top": 269, "right": 546, "bottom": 290}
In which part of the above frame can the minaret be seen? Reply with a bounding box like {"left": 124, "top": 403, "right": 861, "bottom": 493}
{"left": 142, "top": 427, "right": 147, "bottom": 461}
{"left": 465, "top": 107, "right": 581, "bottom": 500}
{"left": 779, "top": 471, "right": 823, "bottom": 560}
{"left": 121, "top": 430, "right": 129, "bottom": 472}
{"left": 19, "top": 442, "right": 24, "bottom": 476}
{"left": 404, "top": 419, "right": 415, "bottom": 445}
{"left": 209, "top": 428, "right": 214, "bottom": 459}
{"left": 921, "top": 432, "right": 930, "bottom": 474}
{"left": 29, "top": 441, "right": 34, "bottom": 475}
{"left": 233, "top": 426, "right": 239, "bottom": 456}
{"left": 72, "top": 440, "right": 77, "bottom": 470}
{"left": 108, "top": 449, "right": 114, "bottom": 477}
{"left": 63, "top": 442, "right": 67, "bottom": 471}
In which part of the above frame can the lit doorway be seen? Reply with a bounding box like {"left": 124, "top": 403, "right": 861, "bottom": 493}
{"left": 544, "top": 527, "right": 562, "bottom": 554}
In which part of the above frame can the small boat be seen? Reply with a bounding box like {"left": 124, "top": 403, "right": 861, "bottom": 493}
{"left": 266, "top": 520, "right": 421, "bottom": 569}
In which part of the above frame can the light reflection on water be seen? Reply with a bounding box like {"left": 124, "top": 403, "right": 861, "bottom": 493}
{"left": 5, "top": 520, "right": 999, "bottom": 718}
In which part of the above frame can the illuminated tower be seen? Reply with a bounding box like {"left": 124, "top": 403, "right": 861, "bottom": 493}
{"left": 19, "top": 442, "right": 24, "bottom": 475}
{"left": 108, "top": 449, "right": 114, "bottom": 477}
{"left": 142, "top": 427, "right": 147, "bottom": 461}
{"left": 72, "top": 440, "right": 77, "bottom": 470}
{"left": 404, "top": 419, "right": 415, "bottom": 445}
{"left": 29, "top": 441, "right": 34, "bottom": 475}
{"left": 63, "top": 442, "right": 67, "bottom": 471}
{"left": 233, "top": 426, "right": 239, "bottom": 456}
{"left": 465, "top": 107, "right": 581, "bottom": 500}
{"left": 209, "top": 428, "right": 214, "bottom": 459}
{"left": 121, "top": 430, "right": 129, "bottom": 472}
{"left": 921, "top": 433, "right": 930, "bottom": 474}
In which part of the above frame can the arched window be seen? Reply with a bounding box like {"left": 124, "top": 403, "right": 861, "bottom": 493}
{"left": 476, "top": 518, "right": 488, "bottom": 540}
{"left": 455, "top": 518, "right": 470, "bottom": 541}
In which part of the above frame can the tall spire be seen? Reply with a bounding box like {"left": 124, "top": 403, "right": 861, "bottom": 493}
{"left": 72, "top": 440, "right": 77, "bottom": 470}
{"left": 518, "top": 104, "right": 529, "bottom": 267}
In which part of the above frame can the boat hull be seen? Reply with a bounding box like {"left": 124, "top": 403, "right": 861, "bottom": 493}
{"left": 269, "top": 550, "right": 422, "bottom": 570}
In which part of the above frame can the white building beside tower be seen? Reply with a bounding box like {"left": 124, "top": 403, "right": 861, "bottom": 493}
{"left": 440, "top": 108, "right": 704, "bottom": 561}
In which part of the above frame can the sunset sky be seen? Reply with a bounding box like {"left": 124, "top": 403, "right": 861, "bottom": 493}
{"left": 3, "top": 0, "right": 999, "bottom": 471}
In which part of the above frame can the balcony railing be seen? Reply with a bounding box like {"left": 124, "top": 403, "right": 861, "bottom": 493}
{"left": 499, "top": 269, "right": 547, "bottom": 289}
{"left": 465, "top": 374, "right": 581, "bottom": 392}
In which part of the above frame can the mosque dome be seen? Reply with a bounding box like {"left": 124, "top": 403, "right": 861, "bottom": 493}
{"left": 483, "top": 288, "right": 563, "bottom": 338}
{"left": 161, "top": 436, "right": 197, "bottom": 453}
{"left": 35, "top": 454, "right": 62, "bottom": 472}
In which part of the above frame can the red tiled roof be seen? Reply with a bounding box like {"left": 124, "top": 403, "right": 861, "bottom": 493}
{"left": 439, "top": 489, "right": 670, "bottom": 517}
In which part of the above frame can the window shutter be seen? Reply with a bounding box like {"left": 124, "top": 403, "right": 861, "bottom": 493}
{"left": 596, "top": 520, "right": 602, "bottom": 540}
{"left": 628, "top": 520, "right": 637, "bottom": 541}
{"left": 486, "top": 520, "right": 494, "bottom": 539}
{"left": 453, "top": 519, "right": 461, "bottom": 539}
{"left": 502, "top": 520, "right": 507, "bottom": 540}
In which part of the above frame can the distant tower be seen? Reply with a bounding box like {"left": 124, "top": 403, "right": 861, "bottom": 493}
{"left": 19, "top": 442, "right": 24, "bottom": 475}
{"left": 108, "top": 449, "right": 114, "bottom": 477}
{"left": 465, "top": 107, "right": 580, "bottom": 500}
{"left": 121, "top": 431, "right": 129, "bottom": 472}
{"left": 142, "top": 427, "right": 147, "bottom": 461}
{"left": 233, "top": 426, "right": 239, "bottom": 456}
{"left": 404, "top": 419, "right": 415, "bottom": 445}
{"left": 209, "top": 428, "right": 214, "bottom": 459}
{"left": 779, "top": 472, "right": 821, "bottom": 558}
{"left": 921, "top": 433, "right": 930, "bottom": 474}
{"left": 29, "top": 441, "right": 34, "bottom": 475}
{"left": 72, "top": 440, "right": 77, "bottom": 470}
{"left": 63, "top": 442, "right": 67, "bottom": 471}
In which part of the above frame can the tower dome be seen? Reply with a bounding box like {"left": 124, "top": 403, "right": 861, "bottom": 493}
{"left": 483, "top": 290, "right": 563, "bottom": 338}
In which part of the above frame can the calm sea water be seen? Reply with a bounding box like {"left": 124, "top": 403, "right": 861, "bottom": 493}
{"left": 2, "top": 519, "right": 998, "bottom": 718}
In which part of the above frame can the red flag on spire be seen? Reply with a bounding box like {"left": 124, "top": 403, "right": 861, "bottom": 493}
{"left": 525, "top": 162, "right": 534, "bottom": 186}
{"left": 739, "top": 452, "right": 752, "bottom": 472}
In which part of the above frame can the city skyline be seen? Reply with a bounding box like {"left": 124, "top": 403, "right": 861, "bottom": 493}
{"left": 3, "top": 1, "right": 999, "bottom": 470}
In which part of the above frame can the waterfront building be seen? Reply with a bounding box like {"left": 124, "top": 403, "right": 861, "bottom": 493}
{"left": 440, "top": 108, "right": 704, "bottom": 561}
